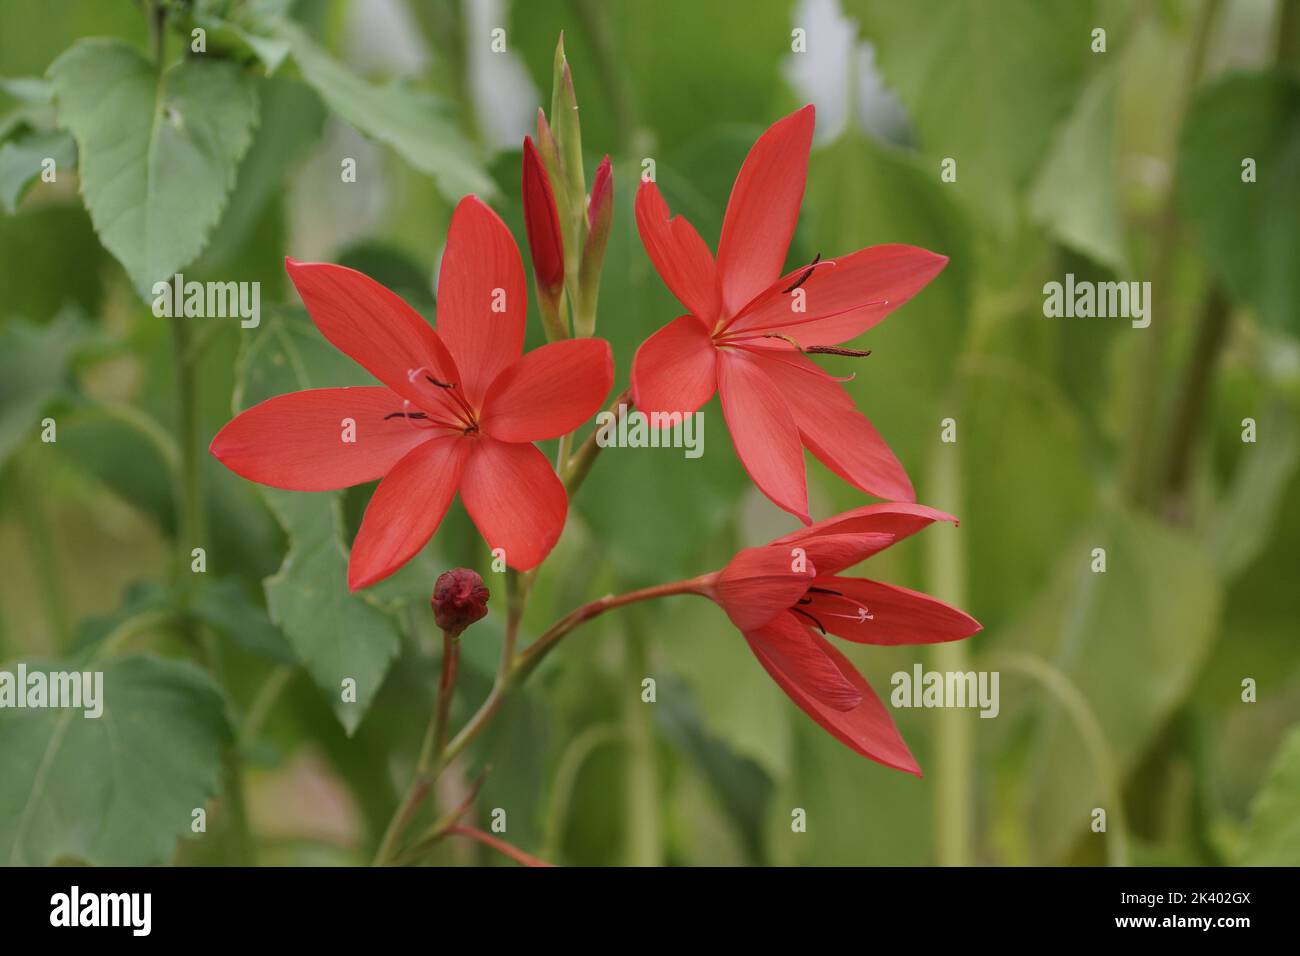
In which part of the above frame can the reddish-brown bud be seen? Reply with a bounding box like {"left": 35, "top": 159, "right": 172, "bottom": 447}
{"left": 432, "top": 568, "right": 489, "bottom": 636}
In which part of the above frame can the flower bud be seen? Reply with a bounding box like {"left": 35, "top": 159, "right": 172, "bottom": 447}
{"left": 522, "top": 137, "right": 565, "bottom": 291}
{"left": 431, "top": 568, "right": 489, "bottom": 636}
{"left": 576, "top": 155, "right": 612, "bottom": 338}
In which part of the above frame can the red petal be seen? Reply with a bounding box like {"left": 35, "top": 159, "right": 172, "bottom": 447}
{"left": 521, "top": 136, "right": 565, "bottom": 294}
{"left": 284, "top": 259, "right": 457, "bottom": 409}
{"left": 752, "top": 350, "right": 913, "bottom": 502}
{"left": 810, "top": 576, "right": 982, "bottom": 646}
{"left": 348, "top": 436, "right": 472, "bottom": 590}
{"left": 745, "top": 616, "right": 920, "bottom": 774}
{"left": 630, "top": 315, "right": 718, "bottom": 417}
{"left": 634, "top": 180, "right": 721, "bottom": 323}
{"left": 715, "top": 105, "right": 815, "bottom": 317}
{"left": 744, "top": 613, "right": 862, "bottom": 711}
{"left": 210, "top": 387, "right": 430, "bottom": 491}
{"left": 775, "top": 503, "right": 959, "bottom": 573}
{"left": 726, "top": 244, "right": 949, "bottom": 345}
{"left": 713, "top": 545, "right": 817, "bottom": 631}
{"left": 793, "top": 532, "right": 896, "bottom": 577}
{"left": 717, "top": 350, "right": 810, "bottom": 523}
{"left": 480, "top": 338, "right": 613, "bottom": 442}
{"left": 459, "top": 437, "right": 567, "bottom": 571}
{"left": 436, "top": 196, "right": 527, "bottom": 404}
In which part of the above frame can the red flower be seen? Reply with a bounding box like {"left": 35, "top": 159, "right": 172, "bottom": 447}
{"left": 211, "top": 196, "right": 613, "bottom": 589}
{"left": 701, "top": 503, "right": 981, "bottom": 774}
{"left": 632, "top": 105, "right": 949, "bottom": 522}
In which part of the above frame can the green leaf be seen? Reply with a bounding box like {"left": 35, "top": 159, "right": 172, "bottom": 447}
{"left": 0, "top": 76, "right": 56, "bottom": 141}
{"left": 192, "top": 76, "right": 324, "bottom": 276}
{"left": 994, "top": 507, "right": 1222, "bottom": 862}
{"left": 1179, "top": 70, "right": 1300, "bottom": 332}
{"left": 1028, "top": 68, "right": 1128, "bottom": 273}
{"left": 654, "top": 674, "right": 773, "bottom": 863}
{"left": 261, "top": 490, "right": 399, "bottom": 735}
{"left": 849, "top": 0, "right": 1096, "bottom": 228}
{"left": 0, "top": 129, "right": 75, "bottom": 213}
{"left": 270, "top": 20, "right": 494, "bottom": 200}
{"left": 192, "top": 577, "right": 297, "bottom": 665}
{"left": 1205, "top": 401, "right": 1300, "bottom": 578}
{"left": 47, "top": 38, "right": 258, "bottom": 294}
{"left": 1237, "top": 725, "right": 1300, "bottom": 865}
{"left": 235, "top": 309, "right": 400, "bottom": 734}
{"left": 0, "top": 310, "right": 93, "bottom": 468}
{"left": 0, "top": 653, "right": 231, "bottom": 866}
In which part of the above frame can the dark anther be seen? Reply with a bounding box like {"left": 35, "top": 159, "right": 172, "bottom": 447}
{"left": 782, "top": 253, "right": 822, "bottom": 294}
{"left": 791, "top": 606, "right": 827, "bottom": 635}
{"left": 807, "top": 586, "right": 844, "bottom": 597}
{"left": 805, "top": 345, "right": 872, "bottom": 358}
{"left": 425, "top": 374, "right": 456, "bottom": 389}
{"left": 384, "top": 410, "right": 428, "bottom": 420}
{"left": 462, "top": 423, "right": 479, "bottom": 436}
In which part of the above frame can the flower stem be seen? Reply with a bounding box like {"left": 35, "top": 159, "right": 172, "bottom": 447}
{"left": 927, "top": 439, "right": 974, "bottom": 866}
{"left": 373, "top": 628, "right": 462, "bottom": 866}
{"left": 1121, "top": 0, "right": 1222, "bottom": 508}
{"left": 563, "top": 387, "right": 632, "bottom": 494}
{"left": 374, "top": 574, "right": 709, "bottom": 865}
{"left": 622, "top": 625, "right": 660, "bottom": 865}
{"left": 444, "top": 824, "right": 554, "bottom": 867}
{"left": 430, "top": 630, "right": 460, "bottom": 766}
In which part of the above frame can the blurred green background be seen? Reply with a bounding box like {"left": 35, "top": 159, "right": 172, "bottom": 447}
{"left": 1, "top": 0, "right": 1298, "bottom": 866}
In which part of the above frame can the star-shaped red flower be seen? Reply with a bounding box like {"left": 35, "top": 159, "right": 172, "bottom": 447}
{"left": 702, "top": 503, "right": 981, "bottom": 774}
{"left": 632, "top": 105, "right": 948, "bottom": 522}
{"left": 211, "top": 196, "right": 612, "bottom": 589}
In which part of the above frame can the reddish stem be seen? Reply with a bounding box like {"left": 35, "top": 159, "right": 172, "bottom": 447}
{"left": 446, "top": 825, "right": 555, "bottom": 867}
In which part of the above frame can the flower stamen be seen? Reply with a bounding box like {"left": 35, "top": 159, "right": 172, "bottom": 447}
{"left": 782, "top": 252, "right": 822, "bottom": 294}
{"left": 791, "top": 605, "right": 827, "bottom": 635}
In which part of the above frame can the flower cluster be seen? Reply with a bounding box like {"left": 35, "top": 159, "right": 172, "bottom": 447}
{"left": 210, "top": 86, "right": 979, "bottom": 774}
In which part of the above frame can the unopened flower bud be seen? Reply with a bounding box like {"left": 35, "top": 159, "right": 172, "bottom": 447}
{"left": 432, "top": 568, "right": 489, "bottom": 636}
{"left": 522, "top": 136, "right": 566, "bottom": 295}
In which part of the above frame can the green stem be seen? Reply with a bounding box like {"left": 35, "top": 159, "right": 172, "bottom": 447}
{"left": 1122, "top": 0, "right": 1222, "bottom": 507}
{"left": 622, "top": 624, "right": 659, "bottom": 865}
{"left": 373, "top": 630, "right": 461, "bottom": 867}
{"left": 238, "top": 664, "right": 294, "bottom": 747}
{"left": 1156, "top": 285, "right": 1231, "bottom": 517}
{"left": 994, "top": 653, "right": 1129, "bottom": 866}
{"left": 926, "top": 438, "right": 974, "bottom": 866}
{"left": 563, "top": 387, "right": 632, "bottom": 494}
{"left": 542, "top": 723, "right": 622, "bottom": 858}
